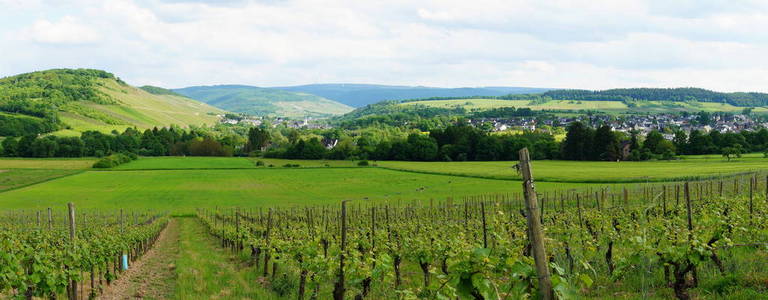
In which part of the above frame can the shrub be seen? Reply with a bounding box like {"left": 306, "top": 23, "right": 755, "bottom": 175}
{"left": 92, "top": 153, "right": 137, "bottom": 168}
{"left": 255, "top": 160, "right": 265, "bottom": 166}
{"left": 357, "top": 160, "right": 370, "bottom": 166}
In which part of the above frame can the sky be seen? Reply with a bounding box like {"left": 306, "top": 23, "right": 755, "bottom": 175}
{"left": 1, "top": 0, "right": 767, "bottom": 91}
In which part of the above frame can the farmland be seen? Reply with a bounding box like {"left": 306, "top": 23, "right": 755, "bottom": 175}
{"left": 377, "top": 153, "right": 768, "bottom": 182}
{"left": 401, "top": 98, "right": 768, "bottom": 114}
{"left": 2, "top": 155, "right": 767, "bottom": 210}
{"left": 0, "top": 158, "right": 95, "bottom": 191}
{"left": 1, "top": 155, "right": 767, "bottom": 299}
{"left": 0, "top": 166, "right": 609, "bottom": 211}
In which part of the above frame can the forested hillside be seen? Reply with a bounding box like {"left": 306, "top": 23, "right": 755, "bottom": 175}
{"left": 275, "top": 83, "right": 551, "bottom": 107}
{"left": 0, "top": 69, "right": 223, "bottom": 137}
{"left": 174, "top": 85, "right": 352, "bottom": 118}
{"left": 541, "top": 88, "right": 768, "bottom": 106}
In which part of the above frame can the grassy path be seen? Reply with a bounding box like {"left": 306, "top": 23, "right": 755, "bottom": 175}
{"left": 101, "top": 220, "right": 180, "bottom": 299}
{"left": 97, "top": 218, "right": 280, "bottom": 299}
{"left": 174, "top": 217, "right": 280, "bottom": 299}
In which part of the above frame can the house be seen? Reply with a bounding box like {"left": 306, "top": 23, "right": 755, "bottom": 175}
{"left": 322, "top": 138, "right": 338, "bottom": 149}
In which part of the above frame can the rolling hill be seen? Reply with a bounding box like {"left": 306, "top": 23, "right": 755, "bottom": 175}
{"left": 173, "top": 85, "right": 353, "bottom": 118}
{"left": 273, "top": 84, "right": 552, "bottom": 107}
{"left": 0, "top": 69, "right": 224, "bottom": 137}
{"left": 399, "top": 98, "right": 768, "bottom": 114}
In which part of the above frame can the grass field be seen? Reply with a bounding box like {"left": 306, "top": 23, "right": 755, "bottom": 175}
{"left": 402, "top": 98, "right": 768, "bottom": 114}
{"left": 1, "top": 155, "right": 766, "bottom": 212}
{"left": 0, "top": 167, "right": 610, "bottom": 211}
{"left": 0, "top": 158, "right": 94, "bottom": 191}
{"left": 113, "top": 156, "right": 257, "bottom": 170}
{"left": 377, "top": 154, "right": 768, "bottom": 182}
{"left": 0, "top": 169, "right": 82, "bottom": 192}
{"left": 0, "top": 158, "right": 96, "bottom": 169}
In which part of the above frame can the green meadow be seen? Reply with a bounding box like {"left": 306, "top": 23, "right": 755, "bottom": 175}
{"left": 0, "top": 155, "right": 766, "bottom": 212}
{"left": 377, "top": 153, "right": 768, "bottom": 183}
{"left": 0, "top": 158, "right": 95, "bottom": 191}
{"left": 112, "top": 156, "right": 257, "bottom": 169}
{"left": 0, "top": 167, "right": 603, "bottom": 211}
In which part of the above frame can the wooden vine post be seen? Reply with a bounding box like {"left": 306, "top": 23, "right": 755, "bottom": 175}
{"left": 518, "top": 148, "right": 553, "bottom": 300}
{"left": 47, "top": 207, "right": 52, "bottom": 230}
{"left": 263, "top": 208, "right": 273, "bottom": 276}
{"left": 333, "top": 200, "right": 348, "bottom": 300}
{"left": 67, "top": 203, "right": 77, "bottom": 300}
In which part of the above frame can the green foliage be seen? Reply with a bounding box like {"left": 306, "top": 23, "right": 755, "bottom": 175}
{"left": 0, "top": 113, "right": 57, "bottom": 136}
{"left": 333, "top": 101, "right": 464, "bottom": 129}
{"left": 0, "top": 211, "right": 167, "bottom": 298}
{"left": 92, "top": 153, "right": 137, "bottom": 168}
{"left": 721, "top": 145, "right": 743, "bottom": 161}
{"left": 173, "top": 85, "right": 352, "bottom": 118}
{"left": 0, "top": 69, "right": 120, "bottom": 135}
{"left": 542, "top": 87, "right": 768, "bottom": 107}
{"left": 246, "top": 127, "right": 271, "bottom": 153}
{"left": 139, "top": 85, "right": 185, "bottom": 97}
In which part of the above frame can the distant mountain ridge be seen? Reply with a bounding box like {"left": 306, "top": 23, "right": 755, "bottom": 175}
{"left": 173, "top": 85, "right": 353, "bottom": 118}
{"left": 272, "top": 84, "right": 552, "bottom": 107}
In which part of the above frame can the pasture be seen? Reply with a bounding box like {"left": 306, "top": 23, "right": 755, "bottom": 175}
{"left": 1, "top": 156, "right": 767, "bottom": 299}
{"left": 0, "top": 158, "right": 94, "bottom": 191}
{"left": 0, "top": 167, "right": 600, "bottom": 211}
{"left": 0, "top": 157, "right": 96, "bottom": 169}
{"left": 1, "top": 155, "right": 766, "bottom": 212}
{"left": 113, "top": 156, "right": 256, "bottom": 169}
{"left": 377, "top": 154, "right": 768, "bottom": 182}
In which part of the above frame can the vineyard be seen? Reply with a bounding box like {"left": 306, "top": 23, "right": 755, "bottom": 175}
{"left": 1, "top": 153, "right": 767, "bottom": 299}
{"left": 0, "top": 205, "right": 167, "bottom": 299}
{"left": 199, "top": 169, "right": 768, "bottom": 298}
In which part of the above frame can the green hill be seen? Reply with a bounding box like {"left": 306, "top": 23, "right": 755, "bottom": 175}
{"left": 173, "top": 85, "right": 353, "bottom": 118}
{"left": 0, "top": 69, "right": 224, "bottom": 137}
{"left": 400, "top": 98, "right": 768, "bottom": 114}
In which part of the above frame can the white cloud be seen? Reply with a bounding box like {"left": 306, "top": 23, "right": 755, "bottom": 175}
{"left": 1, "top": 0, "right": 768, "bottom": 92}
{"left": 28, "top": 16, "right": 102, "bottom": 45}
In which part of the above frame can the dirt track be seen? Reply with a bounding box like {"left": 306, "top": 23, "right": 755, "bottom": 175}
{"left": 99, "top": 219, "right": 180, "bottom": 299}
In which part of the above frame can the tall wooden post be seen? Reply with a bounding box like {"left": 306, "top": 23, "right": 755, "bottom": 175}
{"left": 333, "top": 201, "right": 348, "bottom": 300}
{"left": 263, "top": 208, "right": 273, "bottom": 276}
{"left": 47, "top": 208, "right": 52, "bottom": 230}
{"left": 623, "top": 187, "right": 628, "bottom": 206}
{"left": 67, "top": 203, "right": 77, "bottom": 300}
{"left": 518, "top": 148, "right": 553, "bottom": 300}
{"left": 684, "top": 183, "right": 693, "bottom": 235}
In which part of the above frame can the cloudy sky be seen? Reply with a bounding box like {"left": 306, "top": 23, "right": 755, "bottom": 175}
{"left": 1, "top": 0, "right": 767, "bottom": 91}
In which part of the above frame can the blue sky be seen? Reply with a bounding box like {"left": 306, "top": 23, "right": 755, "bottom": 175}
{"left": 1, "top": 0, "right": 767, "bottom": 91}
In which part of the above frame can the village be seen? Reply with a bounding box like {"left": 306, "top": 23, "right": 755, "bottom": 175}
{"left": 472, "top": 112, "right": 766, "bottom": 139}
{"left": 219, "top": 111, "right": 767, "bottom": 145}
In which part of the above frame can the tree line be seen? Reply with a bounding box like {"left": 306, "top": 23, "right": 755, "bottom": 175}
{"left": 3, "top": 120, "right": 766, "bottom": 162}
{"left": 0, "top": 127, "right": 240, "bottom": 158}
{"left": 397, "top": 87, "right": 768, "bottom": 107}
{"left": 561, "top": 121, "right": 768, "bottom": 161}
{"left": 264, "top": 121, "right": 559, "bottom": 161}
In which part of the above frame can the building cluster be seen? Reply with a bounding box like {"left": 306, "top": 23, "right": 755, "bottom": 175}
{"left": 474, "top": 113, "right": 766, "bottom": 138}
{"left": 218, "top": 115, "right": 330, "bottom": 129}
